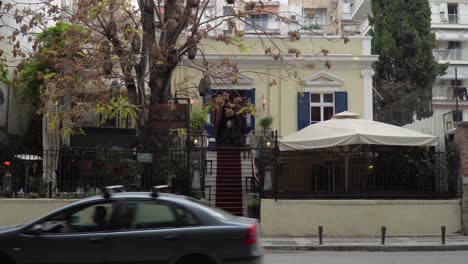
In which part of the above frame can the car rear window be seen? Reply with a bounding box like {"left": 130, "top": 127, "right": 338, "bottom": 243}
{"left": 185, "top": 197, "right": 235, "bottom": 220}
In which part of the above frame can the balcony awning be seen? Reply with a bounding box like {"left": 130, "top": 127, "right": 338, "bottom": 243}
{"left": 434, "top": 29, "right": 468, "bottom": 41}
{"left": 245, "top": 7, "right": 279, "bottom": 14}
{"left": 439, "top": 66, "right": 468, "bottom": 79}
{"left": 303, "top": 0, "right": 332, "bottom": 9}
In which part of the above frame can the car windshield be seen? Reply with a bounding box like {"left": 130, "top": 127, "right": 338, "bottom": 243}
{"left": 184, "top": 197, "right": 235, "bottom": 221}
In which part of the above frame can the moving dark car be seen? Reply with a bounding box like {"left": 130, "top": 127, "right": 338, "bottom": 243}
{"left": 0, "top": 186, "right": 262, "bottom": 264}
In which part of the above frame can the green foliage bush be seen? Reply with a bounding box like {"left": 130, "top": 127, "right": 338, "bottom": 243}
{"left": 260, "top": 115, "right": 273, "bottom": 130}
{"left": 190, "top": 107, "right": 210, "bottom": 130}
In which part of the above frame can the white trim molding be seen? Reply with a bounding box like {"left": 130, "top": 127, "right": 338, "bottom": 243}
{"left": 361, "top": 68, "right": 375, "bottom": 120}
{"left": 304, "top": 87, "right": 342, "bottom": 93}
{"left": 183, "top": 54, "right": 379, "bottom": 68}
{"left": 303, "top": 71, "right": 345, "bottom": 87}
{"left": 210, "top": 72, "right": 255, "bottom": 88}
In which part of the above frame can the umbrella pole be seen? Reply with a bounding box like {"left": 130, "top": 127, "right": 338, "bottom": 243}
{"left": 344, "top": 146, "right": 350, "bottom": 192}
{"left": 345, "top": 156, "right": 349, "bottom": 192}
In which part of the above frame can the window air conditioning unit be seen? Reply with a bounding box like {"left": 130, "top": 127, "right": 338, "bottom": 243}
{"left": 290, "top": 15, "right": 297, "bottom": 21}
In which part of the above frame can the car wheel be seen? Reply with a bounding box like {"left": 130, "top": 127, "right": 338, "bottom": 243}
{"left": 176, "top": 254, "right": 216, "bottom": 264}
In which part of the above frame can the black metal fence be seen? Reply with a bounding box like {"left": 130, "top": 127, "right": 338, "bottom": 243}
{"left": 0, "top": 130, "right": 208, "bottom": 198}
{"left": 0, "top": 131, "right": 461, "bottom": 201}
{"left": 263, "top": 147, "right": 461, "bottom": 199}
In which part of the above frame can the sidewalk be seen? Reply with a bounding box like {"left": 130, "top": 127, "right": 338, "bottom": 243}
{"left": 261, "top": 236, "right": 468, "bottom": 251}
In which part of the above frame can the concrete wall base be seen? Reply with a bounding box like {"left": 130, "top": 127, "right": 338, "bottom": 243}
{"left": 0, "top": 199, "right": 76, "bottom": 227}
{"left": 261, "top": 199, "right": 461, "bottom": 236}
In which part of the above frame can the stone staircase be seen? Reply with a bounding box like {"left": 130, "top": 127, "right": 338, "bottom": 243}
{"left": 204, "top": 150, "right": 255, "bottom": 216}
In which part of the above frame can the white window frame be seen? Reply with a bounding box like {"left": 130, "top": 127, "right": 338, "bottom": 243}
{"left": 310, "top": 93, "right": 334, "bottom": 124}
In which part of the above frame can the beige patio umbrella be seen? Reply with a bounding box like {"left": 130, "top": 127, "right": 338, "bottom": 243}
{"left": 280, "top": 111, "right": 437, "bottom": 151}
{"left": 279, "top": 112, "right": 438, "bottom": 191}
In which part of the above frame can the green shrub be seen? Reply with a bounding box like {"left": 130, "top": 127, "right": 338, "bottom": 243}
{"left": 190, "top": 107, "right": 210, "bottom": 130}
{"left": 260, "top": 115, "right": 274, "bottom": 130}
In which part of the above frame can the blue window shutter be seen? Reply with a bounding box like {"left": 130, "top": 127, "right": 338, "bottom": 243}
{"left": 297, "top": 92, "right": 310, "bottom": 130}
{"left": 334, "top": 91, "right": 348, "bottom": 114}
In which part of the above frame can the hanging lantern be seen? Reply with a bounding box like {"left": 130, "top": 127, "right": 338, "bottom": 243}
{"left": 198, "top": 74, "right": 211, "bottom": 96}
{"left": 187, "top": 37, "right": 197, "bottom": 60}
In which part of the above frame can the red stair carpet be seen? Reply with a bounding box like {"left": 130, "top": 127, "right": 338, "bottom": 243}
{"left": 215, "top": 151, "right": 243, "bottom": 216}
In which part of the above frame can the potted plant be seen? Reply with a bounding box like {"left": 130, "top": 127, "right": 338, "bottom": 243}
{"left": 247, "top": 193, "right": 260, "bottom": 219}
{"left": 260, "top": 115, "right": 273, "bottom": 130}
{"left": 190, "top": 108, "right": 210, "bottom": 130}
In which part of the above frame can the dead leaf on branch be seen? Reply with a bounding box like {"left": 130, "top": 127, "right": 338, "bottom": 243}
{"left": 269, "top": 79, "right": 278, "bottom": 87}
{"left": 343, "top": 36, "right": 350, "bottom": 44}
{"left": 288, "top": 30, "right": 300, "bottom": 41}
{"left": 288, "top": 48, "right": 301, "bottom": 58}
{"left": 245, "top": 2, "right": 256, "bottom": 11}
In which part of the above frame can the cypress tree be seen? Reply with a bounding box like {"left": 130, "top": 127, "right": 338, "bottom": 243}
{"left": 370, "top": 0, "right": 446, "bottom": 125}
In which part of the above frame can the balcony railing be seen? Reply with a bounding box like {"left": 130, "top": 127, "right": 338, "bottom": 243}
{"left": 433, "top": 85, "right": 468, "bottom": 101}
{"left": 433, "top": 49, "right": 468, "bottom": 61}
{"left": 448, "top": 14, "right": 459, "bottom": 24}
{"left": 432, "top": 13, "right": 468, "bottom": 24}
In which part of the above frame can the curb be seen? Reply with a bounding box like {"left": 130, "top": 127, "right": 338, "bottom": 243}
{"left": 263, "top": 245, "right": 468, "bottom": 252}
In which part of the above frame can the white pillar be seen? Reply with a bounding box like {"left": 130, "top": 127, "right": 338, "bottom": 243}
{"left": 361, "top": 69, "right": 375, "bottom": 120}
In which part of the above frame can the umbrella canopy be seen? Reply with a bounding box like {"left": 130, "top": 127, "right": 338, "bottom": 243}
{"left": 279, "top": 111, "right": 438, "bottom": 151}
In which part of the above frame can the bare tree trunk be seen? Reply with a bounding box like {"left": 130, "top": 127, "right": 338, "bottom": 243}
{"left": 42, "top": 99, "right": 60, "bottom": 196}
{"left": 143, "top": 69, "right": 175, "bottom": 185}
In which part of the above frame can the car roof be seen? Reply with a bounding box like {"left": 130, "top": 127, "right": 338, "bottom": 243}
{"left": 77, "top": 192, "right": 191, "bottom": 204}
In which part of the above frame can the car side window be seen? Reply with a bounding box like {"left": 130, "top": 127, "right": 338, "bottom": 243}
{"left": 174, "top": 207, "right": 200, "bottom": 226}
{"left": 134, "top": 202, "right": 177, "bottom": 229}
{"left": 118, "top": 201, "right": 177, "bottom": 230}
{"left": 40, "top": 202, "right": 114, "bottom": 234}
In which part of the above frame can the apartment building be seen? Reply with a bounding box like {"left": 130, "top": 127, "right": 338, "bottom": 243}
{"left": 344, "top": 0, "right": 468, "bottom": 150}
{"left": 431, "top": 1, "right": 468, "bottom": 125}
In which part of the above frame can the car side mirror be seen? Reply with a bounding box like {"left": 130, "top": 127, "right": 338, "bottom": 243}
{"left": 29, "top": 224, "right": 43, "bottom": 236}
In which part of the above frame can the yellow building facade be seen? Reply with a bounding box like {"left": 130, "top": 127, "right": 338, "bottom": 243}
{"left": 173, "top": 36, "right": 377, "bottom": 137}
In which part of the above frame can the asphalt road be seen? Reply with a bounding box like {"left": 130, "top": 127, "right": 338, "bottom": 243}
{"left": 264, "top": 251, "right": 468, "bottom": 264}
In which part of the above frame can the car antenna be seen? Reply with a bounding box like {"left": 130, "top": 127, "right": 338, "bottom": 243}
{"left": 103, "top": 185, "right": 125, "bottom": 198}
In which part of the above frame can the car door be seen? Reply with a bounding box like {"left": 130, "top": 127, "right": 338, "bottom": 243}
{"left": 105, "top": 199, "right": 186, "bottom": 264}
{"left": 17, "top": 200, "right": 117, "bottom": 264}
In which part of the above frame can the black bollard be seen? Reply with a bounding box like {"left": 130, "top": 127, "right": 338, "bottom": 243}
{"left": 318, "top": 226, "right": 323, "bottom": 245}
{"left": 441, "top": 226, "right": 446, "bottom": 245}
{"left": 381, "top": 226, "right": 386, "bottom": 245}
